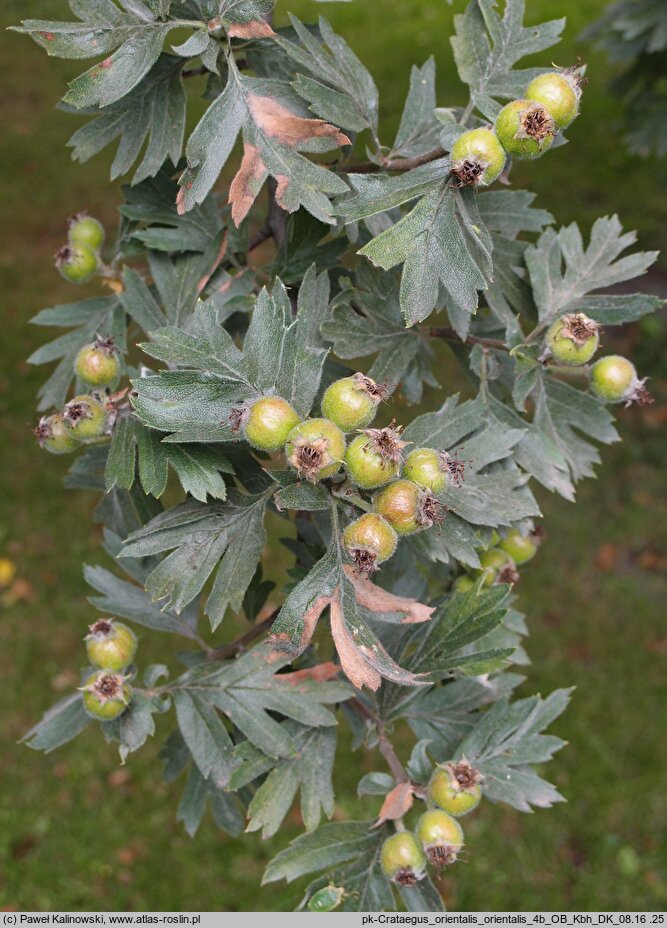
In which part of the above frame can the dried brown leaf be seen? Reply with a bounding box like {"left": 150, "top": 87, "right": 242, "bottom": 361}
{"left": 329, "top": 589, "right": 381, "bottom": 691}
{"left": 268, "top": 595, "right": 330, "bottom": 662}
{"left": 229, "top": 143, "right": 268, "bottom": 226}
{"left": 344, "top": 566, "right": 435, "bottom": 624}
{"left": 371, "top": 782, "right": 415, "bottom": 829}
{"left": 279, "top": 662, "right": 341, "bottom": 686}
{"left": 247, "top": 93, "right": 351, "bottom": 148}
{"left": 227, "top": 21, "right": 275, "bottom": 39}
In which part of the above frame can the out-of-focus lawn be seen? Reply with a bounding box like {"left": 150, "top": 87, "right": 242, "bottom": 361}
{"left": 1, "top": 0, "right": 665, "bottom": 912}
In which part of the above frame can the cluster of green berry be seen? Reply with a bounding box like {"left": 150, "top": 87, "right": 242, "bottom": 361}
{"left": 380, "top": 762, "right": 482, "bottom": 888}
{"left": 238, "top": 373, "right": 462, "bottom": 574}
{"left": 449, "top": 69, "right": 582, "bottom": 187}
{"left": 34, "top": 338, "right": 120, "bottom": 454}
{"left": 55, "top": 212, "right": 106, "bottom": 285}
{"left": 544, "top": 312, "right": 651, "bottom": 405}
{"left": 454, "top": 527, "right": 540, "bottom": 593}
{"left": 80, "top": 619, "right": 137, "bottom": 720}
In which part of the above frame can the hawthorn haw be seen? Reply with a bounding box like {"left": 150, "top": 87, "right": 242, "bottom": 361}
{"left": 55, "top": 244, "right": 98, "bottom": 285}
{"left": 244, "top": 396, "right": 301, "bottom": 452}
{"left": 472, "top": 548, "right": 517, "bottom": 587}
{"left": 374, "top": 479, "right": 445, "bottom": 535}
{"left": 402, "top": 447, "right": 450, "bottom": 493}
{"left": 590, "top": 355, "right": 652, "bottom": 406}
{"left": 495, "top": 100, "right": 555, "bottom": 159}
{"left": 285, "top": 418, "right": 346, "bottom": 482}
{"left": 62, "top": 394, "right": 107, "bottom": 441}
{"left": 85, "top": 619, "right": 137, "bottom": 672}
{"left": 450, "top": 128, "right": 506, "bottom": 186}
{"left": 321, "top": 373, "right": 387, "bottom": 432}
{"left": 344, "top": 421, "right": 407, "bottom": 490}
{"left": 380, "top": 831, "right": 427, "bottom": 886}
{"left": 526, "top": 71, "right": 581, "bottom": 130}
{"left": 499, "top": 527, "right": 538, "bottom": 565}
{"left": 34, "top": 413, "right": 79, "bottom": 455}
{"left": 545, "top": 313, "right": 600, "bottom": 366}
{"left": 74, "top": 337, "right": 120, "bottom": 388}
{"left": 342, "top": 513, "right": 397, "bottom": 573}
{"left": 81, "top": 670, "right": 131, "bottom": 721}
{"left": 453, "top": 575, "right": 475, "bottom": 593}
{"left": 415, "top": 809, "right": 464, "bottom": 869}
{"left": 428, "top": 761, "right": 483, "bottom": 818}
{"left": 67, "top": 212, "right": 105, "bottom": 252}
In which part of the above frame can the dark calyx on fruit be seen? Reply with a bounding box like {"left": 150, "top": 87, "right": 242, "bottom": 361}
{"left": 498, "top": 563, "right": 520, "bottom": 585}
{"left": 426, "top": 844, "right": 459, "bottom": 869}
{"left": 362, "top": 420, "right": 408, "bottom": 464}
{"left": 351, "top": 547, "right": 379, "bottom": 575}
{"left": 353, "top": 372, "right": 389, "bottom": 402}
{"left": 34, "top": 419, "right": 52, "bottom": 446}
{"left": 291, "top": 437, "right": 329, "bottom": 480}
{"left": 229, "top": 406, "right": 248, "bottom": 434}
{"left": 393, "top": 869, "right": 419, "bottom": 887}
{"left": 438, "top": 450, "right": 467, "bottom": 487}
{"left": 96, "top": 673, "right": 122, "bottom": 700}
{"left": 518, "top": 103, "right": 555, "bottom": 143}
{"left": 63, "top": 401, "right": 94, "bottom": 423}
{"left": 89, "top": 618, "right": 112, "bottom": 636}
{"left": 560, "top": 313, "right": 600, "bottom": 344}
{"left": 449, "top": 760, "right": 482, "bottom": 791}
{"left": 417, "top": 491, "right": 446, "bottom": 528}
{"left": 451, "top": 158, "right": 486, "bottom": 187}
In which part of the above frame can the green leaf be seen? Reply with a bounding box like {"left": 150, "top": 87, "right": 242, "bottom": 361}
{"left": 525, "top": 217, "right": 659, "bottom": 326}
{"left": 121, "top": 491, "right": 269, "bottom": 629}
{"left": 390, "top": 57, "right": 442, "bottom": 159}
{"left": 164, "top": 445, "right": 231, "bottom": 502}
{"left": 455, "top": 688, "right": 573, "bottom": 811}
{"left": 231, "top": 721, "right": 337, "bottom": 837}
{"left": 67, "top": 54, "right": 186, "bottom": 182}
{"left": 262, "top": 820, "right": 382, "bottom": 884}
{"left": 173, "top": 689, "right": 237, "bottom": 787}
{"left": 177, "top": 764, "right": 245, "bottom": 838}
{"left": 359, "top": 186, "right": 492, "bottom": 326}
{"left": 21, "top": 694, "right": 90, "bottom": 754}
{"left": 451, "top": 0, "right": 565, "bottom": 118}
{"left": 178, "top": 62, "right": 350, "bottom": 224}
{"left": 277, "top": 15, "right": 379, "bottom": 133}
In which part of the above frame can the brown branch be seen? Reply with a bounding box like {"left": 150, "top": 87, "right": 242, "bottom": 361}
{"left": 204, "top": 609, "right": 278, "bottom": 662}
{"left": 342, "top": 145, "right": 446, "bottom": 175}
{"left": 183, "top": 59, "right": 247, "bottom": 79}
{"left": 425, "top": 326, "right": 509, "bottom": 352}
{"left": 349, "top": 698, "right": 408, "bottom": 783}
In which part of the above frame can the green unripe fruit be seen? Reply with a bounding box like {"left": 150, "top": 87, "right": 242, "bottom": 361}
{"left": 307, "top": 886, "right": 345, "bottom": 913}
{"left": 450, "top": 128, "right": 506, "bottom": 186}
{"left": 34, "top": 413, "right": 79, "bottom": 455}
{"left": 81, "top": 670, "right": 131, "bottom": 721}
{"left": 285, "top": 418, "right": 346, "bottom": 482}
{"left": 74, "top": 337, "right": 120, "bottom": 388}
{"left": 403, "top": 448, "right": 448, "bottom": 493}
{"left": 545, "top": 313, "right": 600, "bottom": 366}
{"left": 55, "top": 244, "right": 98, "bottom": 285}
{"left": 499, "top": 528, "right": 538, "bottom": 566}
{"left": 472, "top": 548, "right": 515, "bottom": 587}
{"left": 63, "top": 394, "right": 107, "bottom": 441}
{"left": 85, "top": 619, "right": 137, "bottom": 672}
{"left": 428, "top": 761, "right": 482, "bottom": 818}
{"left": 321, "top": 373, "right": 386, "bottom": 432}
{"left": 590, "top": 355, "right": 641, "bottom": 404}
{"left": 374, "top": 479, "right": 444, "bottom": 536}
{"left": 380, "top": 832, "right": 427, "bottom": 886}
{"left": 526, "top": 72, "right": 580, "bottom": 130}
{"left": 245, "top": 396, "right": 301, "bottom": 452}
{"left": 67, "top": 212, "right": 106, "bottom": 251}
{"left": 495, "top": 100, "right": 555, "bottom": 159}
{"left": 453, "top": 575, "right": 475, "bottom": 593}
{"left": 416, "top": 809, "right": 464, "bottom": 869}
{"left": 345, "top": 434, "right": 400, "bottom": 490}
{"left": 342, "top": 513, "right": 398, "bottom": 573}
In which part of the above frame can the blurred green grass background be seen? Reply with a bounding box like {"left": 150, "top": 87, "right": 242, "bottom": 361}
{"left": 1, "top": 0, "right": 666, "bottom": 912}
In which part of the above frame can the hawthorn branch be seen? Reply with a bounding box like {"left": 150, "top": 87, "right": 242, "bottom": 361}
{"left": 341, "top": 146, "right": 446, "bottom": 175}
{"left": 425, "top": 326, "right": 509, "bottom": 352}
{"left": 205, "top": 609, "right": 278, "bottom": 662}
{"left": 349, "top": 698, "right": 408, "bottom": 783}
